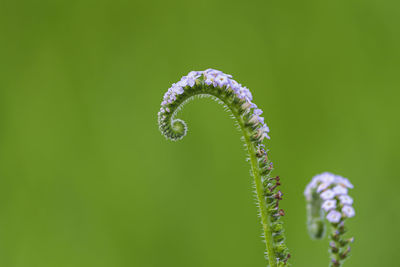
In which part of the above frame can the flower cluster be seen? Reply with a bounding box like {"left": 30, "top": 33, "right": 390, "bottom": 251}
{"left": 304, "top": 172, "right": 355, "bottom": 223}
{"left": 158, "top": 69, "right": 270, "bottom": 141}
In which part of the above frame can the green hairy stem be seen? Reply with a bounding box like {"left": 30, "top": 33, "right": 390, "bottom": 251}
{"left": 158, "top": 77, "right": 290, "bottom": 266}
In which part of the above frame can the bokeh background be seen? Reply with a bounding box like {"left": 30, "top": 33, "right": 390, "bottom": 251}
{"left": 1, "top": 0, "right": 399, "bottom": 266}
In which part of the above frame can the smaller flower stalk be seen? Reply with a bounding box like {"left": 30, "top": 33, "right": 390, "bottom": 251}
{"left": 304, "top": 172, "right": 355, "bottom": 267}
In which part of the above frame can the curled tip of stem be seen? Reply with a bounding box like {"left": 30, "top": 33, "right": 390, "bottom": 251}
{"left": 166, "top": 118, "right": 187, "bottom": 141}
{"left": 157, "top": 69, "right": 270, "bottom": 143}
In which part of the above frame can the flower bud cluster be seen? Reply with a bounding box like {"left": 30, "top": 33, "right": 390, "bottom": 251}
{"left": 158, "top": 69, "right": 270, "bottom": 142}
{"left": 304, "top": 172, "right": 355, "bottom": 223}
{"left": 305, "top": 172, "right": 355, "bottom": 266}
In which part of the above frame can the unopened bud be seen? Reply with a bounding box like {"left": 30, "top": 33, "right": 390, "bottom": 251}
{"left": 340, "top": 246, "right": 351, "bottom": 259}
{"left": 330, "top": 242, "right": 339, "bottom": 253}
{"left": 331, "top": 259, "right": 340, "bottom": 267}
{"left": 278, "top": 209, "right": 285, "bottom": 216}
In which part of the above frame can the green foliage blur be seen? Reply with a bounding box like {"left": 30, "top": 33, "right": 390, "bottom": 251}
{"left": 0, "top": 0, "right": 399, "bottom": 266}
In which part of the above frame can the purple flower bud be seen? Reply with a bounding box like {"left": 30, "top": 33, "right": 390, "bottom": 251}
{"left": 254, "top": 109, "right": 263, "bottom": 116}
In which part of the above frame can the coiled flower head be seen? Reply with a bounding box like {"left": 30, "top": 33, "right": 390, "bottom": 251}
{"left": 157, "top": 69, "right": 270, "bottom": 141}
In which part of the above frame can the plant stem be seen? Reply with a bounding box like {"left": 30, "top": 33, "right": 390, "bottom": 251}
{"left": 242, "top": 122, "right": 277, "bottom": 267}
{"left": 162, "top": 87, "right": 280, "bottom": 267}
{"left": 228, "top": 108, "right": 276, "bottom": 267}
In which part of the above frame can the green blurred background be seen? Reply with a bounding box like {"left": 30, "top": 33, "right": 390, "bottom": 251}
{"left": 0, "top": 0, "right": 399, "bottom": 266}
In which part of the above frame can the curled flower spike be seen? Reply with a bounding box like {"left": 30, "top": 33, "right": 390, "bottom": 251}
{"left": 158, "top": 69, "right": 289, "bottom": 267}
{"left": 304, "top": 172, "right": 355, "bottom": 266}
{"left": 158, "top": 69, "right": 270, "bottom": 141}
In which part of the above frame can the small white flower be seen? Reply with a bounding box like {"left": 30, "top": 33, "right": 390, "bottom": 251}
{"left": 335, "top": 176, "right": 354, "bottom": 189}
{"left": 187, "top": 71, "right": 202, "bottom": 78}
{"left": 254, "top": 109, "right": 263, "bottom": 116}
{"left": 204, "top": 74, "right": 214, "bottom": 85}
{"left": 320, "top": 189, "right": 335, "bottom": 200}
{"left": 177, "top": 79, "right": 188, "bottom": 88}
{"left": 332, "top": 185, "right": 348, "bottom": 195}
{"left": 326, "top": 210, "right": 342, "bottom": 223}
{"left": 319, "top": 172, "right": 336, "bottom": 184}
{"left": 342, "top": 205, "right": 355, "bottom": 218}
{"left": 215, "top": 74, "right": 229, "bottom": 87}
{"left": 228, "top": 79, "right": 240, "bottom": 91}
{"left": 204, "top": 68, "right": 223, "bottom": 76}
{"left": 322, "top": 199, "right": 337, "bottom": 212}
{"left": 339, "top": 195, "right": 353, "bottom": 205}
{"left": 187, "top": 76, "right": 196, "bottom": 87}
{"left": 317, "top": 182, "right": 331, "bottom": 193}
{"left": 237, "top": 86, "right": 252, "bottom": 101}
{"left": 171, "top": 85, "right": 184, "bottom": 95}
{"left": 169, "top": 93, "right": 176, "bottom": 101}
